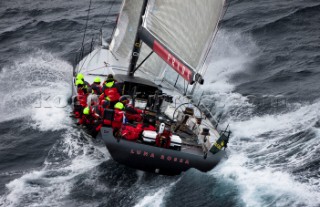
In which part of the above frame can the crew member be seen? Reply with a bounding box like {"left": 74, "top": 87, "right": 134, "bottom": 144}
{"left": 99, "top": 99, "right": 114, "bottom": 126}
{"left": 73, "top": 79, "right": 88, "bottom": 118}
{"left": 102, "top": 74, "right": 117, "bottom": 85}
{"left": 76, "top": 73, "right": 90, "bottom": 88}
{"left": 102, "top": 75, "right": 121, "bottom": 107}
{"left": 76, "top": 79, "right": 88, "bottom": 95}
{"left": 91, "top": 77, "right": 102, "bottom": 95}
{"left": 79, "top": 106, "right": 102, "bottom": 137}
{"left": 116, "top": 95, "right": 143, "bottom": 123}
{"left": 87, "top": 87, "right": 99, "bottom": 106}
{"left": 125, "top": 105, "right": 143, "bottom": 123}
{"left": 112, "top": 101, "right": 125, "bottom": 134}
{"left": 121, "top": 115, "right": 156, "bottom": 141}
{"left": 155, "top": 123, "right": 171, "bottom": 148}
{"left": 99, "top": 99, "right": 111, "bottom": 114}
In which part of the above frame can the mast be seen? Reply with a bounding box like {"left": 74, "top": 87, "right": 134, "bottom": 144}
{"left": 128, "top": 0, "right": 149, "bottom": 77}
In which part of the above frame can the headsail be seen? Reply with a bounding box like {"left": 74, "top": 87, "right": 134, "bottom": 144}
{"left": 108, "top": 0, "right": 167, "bottom": 81}
{"left": 140, "top": 0, "right": 225, "bottom": 84}
{"left": 109, "top": 0, "right": 144, "bottom": 60}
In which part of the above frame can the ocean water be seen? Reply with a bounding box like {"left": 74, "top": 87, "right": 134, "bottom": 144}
{"left": 0, "top": 0, "right": 319, "bottom": 206}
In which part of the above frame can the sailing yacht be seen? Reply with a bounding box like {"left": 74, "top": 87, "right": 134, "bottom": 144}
{"left": 73, "top": 0, "right": 230, "bottom": 175}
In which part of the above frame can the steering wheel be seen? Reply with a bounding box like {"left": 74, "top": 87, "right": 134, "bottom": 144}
{"left": 172, "top": 102, "right": 204, "bottom": 121}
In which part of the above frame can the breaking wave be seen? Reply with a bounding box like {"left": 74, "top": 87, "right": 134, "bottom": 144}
{"left": 0, "top": 50, "right": 72, "bottom": 131}
{"left": 197, "top": 29, "right": 320, "bottom": 207}
{"left": 0, "top": 129, "right": 109, "bottom": 207}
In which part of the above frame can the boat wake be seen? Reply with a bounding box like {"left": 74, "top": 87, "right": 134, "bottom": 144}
{"left": 201, "top": 31, "right": 320, "bottom": 206}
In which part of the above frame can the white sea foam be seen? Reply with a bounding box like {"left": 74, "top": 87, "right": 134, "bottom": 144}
{"left": 202, "top": 30, "right": 260, "bottom": 93}
{"left": 0, "top": 50, "right": 72, "bottom": 131}
{"left": 0, "top": 129, "right": 109, "bottom": 207}
{"left": 198, "top": 29, "right": 320, "bottom": 206}
{"left": 133, "top": 187, "right": 168, "bottom": 207}
{"left": 230, "top": 100, "right": 320, "bottom": 140}
{"left": 134, "top": 181, "right": 177, "bottom": 207}
{"left": 212, "top": 154, "right": 320, "bottom": 207}
{"left": 0, "top": 50, "right": 110, "bottom": 207}
{"left": 195, "top": 30, "right": 258, "bottom": 122}
{"left": 206, "top": 89, "right": 320, "bottom": 207}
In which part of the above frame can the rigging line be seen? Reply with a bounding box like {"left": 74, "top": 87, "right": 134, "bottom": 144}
{"left": 202, "top": 0, "right": 230, "bottom": 76}
{"left": 185, "top": 83, "right": 189, "bottom": 96}
{"left": 132, "top": 51, "right": 153, "bottom": 74}
{"left": 83, "top": 65, "right": 107, "bottom": 73}
{"left": 99, "top": 0, "right": 117, "bottom": 30}
{"left": 222, "top": 0, "right": 231, "bottom": 19}
{"left": 84, "top": 64, "right": 128, "bottom": 73}
{"left": 80, "top": 0, "right": 93, "bottom": 60}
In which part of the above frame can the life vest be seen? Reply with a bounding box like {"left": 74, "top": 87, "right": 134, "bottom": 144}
{"left": 103, "top": 81, "right": 120, "bottom": 102}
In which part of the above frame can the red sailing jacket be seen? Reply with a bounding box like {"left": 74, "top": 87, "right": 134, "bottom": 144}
{"left": 103, "top": 83, "right": 121, "bottom": 102}
{"left": 112, "top": 109, "right": 124, "bottom": 130}
{"left": 78, "top": 107, "right": 100, "bottom": 125}
{"left": 91, "top": 83, "right": 102, "bottom": 95}
{"left": 125, "top": 104, "right": 143, "bottom": 122}
{"left": 77, "top": 89, "right": 88, "bottom": 107}
{"left": 121, "top": 123, "right": 156, "bottom": 141}
{"left": 98, "top": 94, "right": 111, "bottom": 105}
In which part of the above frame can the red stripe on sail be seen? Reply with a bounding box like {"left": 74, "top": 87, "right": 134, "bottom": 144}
{"left": 153, "top": 40, "right": 193, "bottom": 83}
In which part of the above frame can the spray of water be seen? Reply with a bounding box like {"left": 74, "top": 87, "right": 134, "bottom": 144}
{"left": 0, "top": 49, "right": 72, "bottom": 131}
{"left": 0, "top": 50, "right": 109, "bottom": 206}
{"left": 200, "top": 29, "right": 320, "bottom": 206}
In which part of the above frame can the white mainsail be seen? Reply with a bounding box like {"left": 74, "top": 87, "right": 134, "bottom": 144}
{"left": 110, "top": 0, "right": 225, "bottom": 84}
{"left": 140, "top": 0, "right": 225, "bottom": 84}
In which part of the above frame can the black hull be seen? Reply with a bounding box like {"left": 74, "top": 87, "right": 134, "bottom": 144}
{"left": 99, "top": 127, "right": 226, "bottom": 175}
